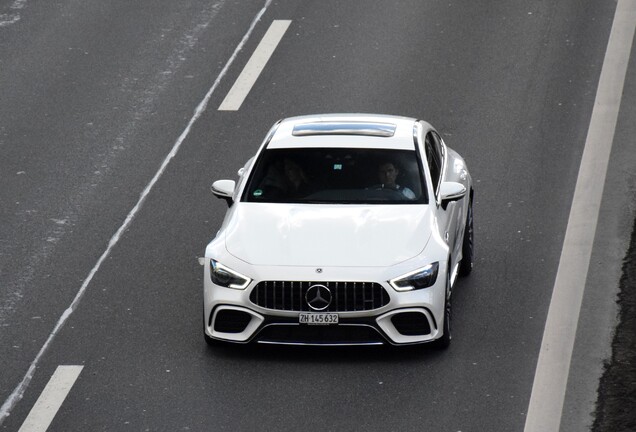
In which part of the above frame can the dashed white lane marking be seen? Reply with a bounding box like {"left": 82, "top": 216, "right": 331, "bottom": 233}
{"left": 218, "top": 20, "right": 291, "bottom": 111}
{"left": 524, "top": 1, "right": 636, "bottom": 431}
{"left": 0, "top": 0, "right": 275, "bottom": 427}
{"left": 18, "top": 366, "right": 83, "bottom": 432}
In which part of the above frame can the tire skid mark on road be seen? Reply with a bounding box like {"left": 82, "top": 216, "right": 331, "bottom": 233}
{"left": 0, "top": 0, "right": 227, "bottom": 330}
{"left": 0, "top": 0, "right": 275, "bottom": 426}
{"left": 0, "top": 0, "right": 28, "bottom": 28}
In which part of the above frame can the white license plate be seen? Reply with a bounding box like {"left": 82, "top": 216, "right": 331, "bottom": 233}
{"left": 299, "top": 313, "right": 339, "bottom": 325}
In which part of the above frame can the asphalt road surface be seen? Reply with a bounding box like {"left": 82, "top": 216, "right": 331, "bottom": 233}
{"left": 1, "top": 1, "right": 634, "bottom": 431}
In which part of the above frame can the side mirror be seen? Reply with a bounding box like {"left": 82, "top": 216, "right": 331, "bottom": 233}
{"left": 211, "top": 180, "right": 236, "bottom": 206}
{"left": 439, "top": 182, "right": 466, "bottom": 209}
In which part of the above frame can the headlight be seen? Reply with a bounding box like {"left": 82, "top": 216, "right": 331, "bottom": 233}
{"left": 389, "top": 262, "right": 439, "bottom": 292}
{"left": 210, "top": 259, "right": 251, "bottom": 289}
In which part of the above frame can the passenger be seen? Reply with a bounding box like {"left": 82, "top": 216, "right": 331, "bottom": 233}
{"left": 283, "top": 158, "right": 311, "bottom": 198}
{"left": 254, "top": 158, "right": 311, "bottom": 200}
{"left": 373, "top": 161, "right": 416, "bottom": 200}
{"left": 255, "top": 163, "right": 287, "bottom": 199}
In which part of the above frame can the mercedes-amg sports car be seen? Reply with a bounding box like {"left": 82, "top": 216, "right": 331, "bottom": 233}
{"left": 203, "top": 114, "right": 473, "bottom": 347}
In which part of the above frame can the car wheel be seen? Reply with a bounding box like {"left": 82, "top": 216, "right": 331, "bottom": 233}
{"left": 458, "top": 196, "right": 474, "bottom": 277}
{"left": 433, "top": 270, "right": 452, "bottom": 349}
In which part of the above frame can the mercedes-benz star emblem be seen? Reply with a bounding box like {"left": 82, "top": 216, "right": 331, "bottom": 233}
{"left": 305, "top": 284, "right": 332, "bottom": 311}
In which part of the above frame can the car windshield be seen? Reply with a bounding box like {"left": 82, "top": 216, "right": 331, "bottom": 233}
{"left": 242, "top": 148, "right": 428, "bottom": 204}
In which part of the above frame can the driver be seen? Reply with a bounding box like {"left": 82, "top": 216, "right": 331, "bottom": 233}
{"left": 374, "top": 161, "right": 416, "bottom": 200}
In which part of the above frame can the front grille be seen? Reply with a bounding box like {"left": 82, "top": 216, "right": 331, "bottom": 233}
{"left": 250, "top": 281, "right": 390, "bottom": 312}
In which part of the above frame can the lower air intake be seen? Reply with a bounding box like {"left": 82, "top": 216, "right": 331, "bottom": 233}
{"left": 213, "top": 309, "right": 252, "bottom": 334}
{"left": 391, "top": 312, "right": 432, "bottom": 336}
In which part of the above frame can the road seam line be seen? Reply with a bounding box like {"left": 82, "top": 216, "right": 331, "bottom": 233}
{"left": 0, "top": 0, "right": 274, "bottom": 426}
{"left": 524, "top": 1, "right": 636, "bottom": 431}
{"left": 218, "top": 20, "right": 291, "bottom": 111}
{"left": 17, "top": 366, "right": 83, "bottom": 432}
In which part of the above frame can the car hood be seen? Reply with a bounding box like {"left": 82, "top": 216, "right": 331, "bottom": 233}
{"left": 224, "top": 204, "right": 432, "bottom": 267}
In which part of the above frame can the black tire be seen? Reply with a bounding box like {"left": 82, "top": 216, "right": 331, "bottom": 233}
{"left": 432, "top": 271, "right": 452, "bottom": 349}
{"left": 204, "top": 331, "right": 221, "bottom": 347}
{"left": 458, "top": 196, "right": 474, "bottom": 277}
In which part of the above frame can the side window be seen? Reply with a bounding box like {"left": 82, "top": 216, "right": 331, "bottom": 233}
{"left": 425, "top": 132, "right": 442, "bottom": 194}
{"left": 234, "top": 157, "right": 253, "bottom": 201}
{"left": 431, "top": 131, "right": 445, "bottom": 165}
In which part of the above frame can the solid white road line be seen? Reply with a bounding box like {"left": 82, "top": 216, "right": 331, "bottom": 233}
{"left": 218, "top": 20, "right": 291, "bottom": 111}
{"left": 524, "top": 1, "right": 636, "bottom": 431}
{"left": 18, "top": 366, "right": 83, "bottom": 432}
{"left": 0, "top": 0, "right": 275, "bottom": 426}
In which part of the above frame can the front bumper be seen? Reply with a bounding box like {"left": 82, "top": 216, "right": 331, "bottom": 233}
{"left": 203, "top": 264, "right": 447, "bottom": 346}
{"left": 206, "top": 304, "right": 441, "bottom": 346}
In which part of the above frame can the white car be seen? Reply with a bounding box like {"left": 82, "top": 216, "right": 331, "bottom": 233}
{"left": 204, "top": 114, "right": 473, "bottom": 347}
